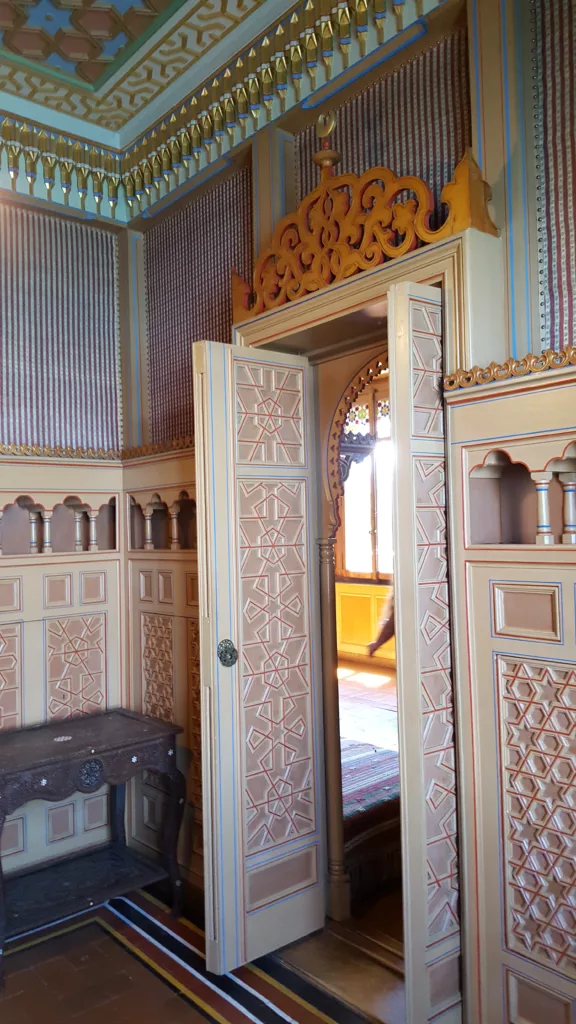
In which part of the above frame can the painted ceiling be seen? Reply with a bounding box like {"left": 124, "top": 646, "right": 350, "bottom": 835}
{"left": 0, "top": 0, "right": 272, "bottom": 135}
{"left": 0, "top": 0, "right": 185, "bottom": 86}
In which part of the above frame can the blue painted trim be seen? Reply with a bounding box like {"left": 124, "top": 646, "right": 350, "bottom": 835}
{"left": 301, "top": 19, "right": 428, "bottom": 110}
{"left": 130, "top": 233, "right": 143, "bottom": 447}
{"left": 140, "top": 158, "right": 232, "bottom": 219}
{"left": 452, "top": 422, "right": 576, "bottom": 445}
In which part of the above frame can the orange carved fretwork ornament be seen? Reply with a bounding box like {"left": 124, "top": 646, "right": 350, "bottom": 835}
{"left": 232, "top": 140, "right": 498, "bottom": 324}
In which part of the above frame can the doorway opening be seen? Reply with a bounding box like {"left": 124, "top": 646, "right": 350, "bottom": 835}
{"left": 277, "top": 344, "right": 405, "bottom": 1024}
{"left": 334, "top": 369, "right": 403, "bottom": 960}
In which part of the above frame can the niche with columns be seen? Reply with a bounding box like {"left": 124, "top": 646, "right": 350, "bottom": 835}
{"left": 469, "top": 445, "right": 576, "bottom": 545}
{"left": 0, "top": 496, "right": 117, "bottom": 555}
{"left": 129, "top": 491, "right": 196, "bottom": 551}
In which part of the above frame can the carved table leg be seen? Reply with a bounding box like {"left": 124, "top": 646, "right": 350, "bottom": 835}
{"left": 0, "top": 811, "right": 6, "bottom": 989}
{"left": 110, "top": 783, "right": 127, "bottom": 847}
{"left": 162, "top": 770, "right": 186, "bottom": 918}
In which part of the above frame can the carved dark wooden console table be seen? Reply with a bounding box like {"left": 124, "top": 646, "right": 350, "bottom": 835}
{"left": 0, "top": 709, "right": 185, "bottom": 983}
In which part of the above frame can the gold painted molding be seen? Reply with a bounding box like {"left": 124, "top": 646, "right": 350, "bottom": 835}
{"left": 0, "top": 0, "right": 434, "bottom": 220}
{"left": 443, "top": 346, "right": 576, "bottom": 391}
{"left": 0, "top": 437, "right": 194, "bottom": 461}
{"left": 121, "top": 437, "right": 194, "bottom": 460}
{"left": 0, "top": 442, "right": 121, "bottom": 460}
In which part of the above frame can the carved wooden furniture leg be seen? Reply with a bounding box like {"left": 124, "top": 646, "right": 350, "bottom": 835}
{"left": 163, "top": 769, "right": 186, "bottom": 917}
{"left": 110, "top": 783, "right": 127, "bottom": 847}
{"left": 0, "top": 811, "right": 5, "bottom": 989}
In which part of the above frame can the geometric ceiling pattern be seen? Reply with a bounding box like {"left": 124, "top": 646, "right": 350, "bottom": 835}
{"left": 0, "top": 0, "right": 181, "bottom": 85}
{"left": 0, "top": 0, "right": 182, "bottom": 85}
{"left": 0, "top": 0, "right": 269, "bottom": 129}
{"left": 0, "top": 0, "right": 439, "bottom": 221}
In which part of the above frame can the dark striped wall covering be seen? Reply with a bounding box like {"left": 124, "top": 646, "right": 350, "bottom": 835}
{"left": 295, "top": 28, "right": 471, "bottom": 227}
{"left": 144, "top": 165, "right": 253, "bottom": 443}
{"left": 0, "top": 208, "right": 121, "bottom": 452}
{"left": 533, "top": 0, "right": 575, "bottom": 351}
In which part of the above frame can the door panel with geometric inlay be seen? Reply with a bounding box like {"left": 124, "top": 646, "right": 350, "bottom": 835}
{"left": 388, "top": 282, "right": 462, "bottom": 1024}
{"left": 193, "top": 342, "right": 325, "bottom": 974}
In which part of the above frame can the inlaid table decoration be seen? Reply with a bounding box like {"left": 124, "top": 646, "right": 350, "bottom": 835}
{"left": 0, "top": 709, "right": 186, "bottom": 985}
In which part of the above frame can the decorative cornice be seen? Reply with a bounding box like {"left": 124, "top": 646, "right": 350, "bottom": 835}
{"left": 121, "top": 437, "right": 195, "bottom": 460}
{"left": 0, "top": 0, "right": 441, "bottom": 222}
{"left": 0, "top": 437, "right": 194, "bottom": 461}
{"left": 443, "top": 347, "right": 576, "bottom": 392}
{"left": 232, "top": 148, "right": 497, "bottom": 321}
{"left": 0, "top": 442, "right": 121, "bottom": 460}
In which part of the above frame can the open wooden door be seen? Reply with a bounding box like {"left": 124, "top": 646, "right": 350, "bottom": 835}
{"left": 193, "top": 341, "right": 325, "bottom": 975}
{"left": 388, "top": 283, "right": 463, "bottom": 1024}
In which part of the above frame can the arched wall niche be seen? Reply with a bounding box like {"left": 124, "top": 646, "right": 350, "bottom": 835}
{"left": 468, "top": 449, "right": 564, "bottom": 545}
{"left": 0, "top": 493, "right": 117, "bottom": 554}
{"left": 129, "top": 490, "right": 197, "bottom": 551}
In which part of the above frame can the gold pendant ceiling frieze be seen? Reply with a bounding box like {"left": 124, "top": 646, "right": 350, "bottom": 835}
{"left": 0, "top": 0, "right": 438, "bottom": 222}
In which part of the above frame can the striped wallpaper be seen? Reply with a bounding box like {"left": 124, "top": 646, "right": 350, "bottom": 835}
{"left": 144, "top": 165, "right": 253, "bottom": 443}
{"left": 0, "top": 207, "right": 121, "bottom": 452}
{"left": 533, "top": 0, "right": 575, "bottom": 351}
{"left": 295, "top": 29, "right": 471, "bottom": 228}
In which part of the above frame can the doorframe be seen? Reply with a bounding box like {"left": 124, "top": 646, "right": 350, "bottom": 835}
{"left": 230, "top": 231, "right": 507, "bottom": 1022}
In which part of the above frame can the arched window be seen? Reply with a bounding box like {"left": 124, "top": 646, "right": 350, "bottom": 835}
{"left": 336, "top": 380, "right": 393, "bottom": 580}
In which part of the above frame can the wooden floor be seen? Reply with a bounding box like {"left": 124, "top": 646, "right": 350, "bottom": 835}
{"left": 0, "top": 892, "right": 372, "bottom": 1024}
{"left": 278, "top": 890, "right": 405, "bottom": 1024}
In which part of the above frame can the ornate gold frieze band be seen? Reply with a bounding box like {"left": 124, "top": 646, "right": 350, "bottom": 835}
{"left": 0, "top": 0, "right": 426, "bottom": 219}
{"left": 0, "top": 437, "right": 194, "bottom": 460}
{"left": 443, "top": 346, "right": 576, "bottom": 391}
{"left": 121, "top": 437, "right": 194, "bottom": 460}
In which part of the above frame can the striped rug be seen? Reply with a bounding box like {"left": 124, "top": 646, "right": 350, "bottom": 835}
{"left": 5, "top": 891, "right": 369, "bottom": 1024}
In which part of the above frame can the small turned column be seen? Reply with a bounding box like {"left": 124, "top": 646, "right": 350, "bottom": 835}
{"left": 42, "top": 510, "right": 53, "bottom": 554}
{"left": 74, "top": 511, "right": 84, "bottom": 552}
{"left": 0, "top": 509, "right": 3, "bottom": 555}
{"left": 88, "top": 511, "right": 99, "bottom": 552}
{"left": 318, "top": 538, "right": 350, "bottom": 922}
{"left": 560, "top": 473, "right": 576, "bottom": 544}
{"left": 169, "top": 503, "right": 181, "bottom": 551}
{"left": 530, "top": 472, "right": 555, "bottom": 545}
{"left": 144, "top": 507, "right": 154, "bottom": 551}
{"left": 29, "top": 510, "right": 40, "bottom": 554}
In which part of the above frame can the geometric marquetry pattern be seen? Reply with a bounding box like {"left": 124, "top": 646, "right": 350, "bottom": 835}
{"left": 411, "top": 301, "right": 443, "bottom": 438}
{"left": 46, "top": 615, "right": 106, "bottom": 720}
{"left": 238, "top": 478, "right": 315, "bottom": 852}
{"left": 235, "top": 363, "right": 305, "bottom": 466}
{"left": 497, "top": 656, "right": 576, "bottom": 977}
{"left": 142, "top": 613, "right": 173, "bottom": 721}
{"left": 187, "top": 618, "right": 201, "bottom": 807}
{"left": 410, "top": 294, "right": 459, "bottom": 949}
{"left": 0, "top": 622, "right": 22, "bottom": 730}
{"left": 416, "top": 455, "right": 460, "bottom": 945}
